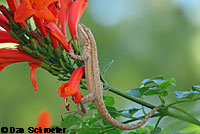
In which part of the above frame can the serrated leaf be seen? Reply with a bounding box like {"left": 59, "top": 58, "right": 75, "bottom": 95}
{"left": 102, "top": 60, "right": 114, "bottom": 77}
{"left": 61, "top": 114, "right": 80, "bottom": 128}
{"left": 159, "top": 78, "right": 176, "bottom": 89}
{"left": 175, "top": 90, "right": 199, "bottom": 99}
{"left": 106, "top": 106, "right": 119, "bottom": 118}
{"left": 85, "top": 117, "right": 99, "bottom": 126}
{"left": 126, "top": 88, "right": 141, "bottom": 98}
{"left": 104, "top": 96, "right": 115, "bottom": 106}
{"left": 143, "top": 87, "right": 162, "bottom": 96}
{"left": 192, "top": 85, "right": 200, "bottom": 92}
{"left": 121, "top": 108, "right": 139, "bottom": 117}
{"left": 142, "top": 78, "right": 151, "bottom": 85}
{"left": 152, "top": 80, "right": 165, "bottom": 85}
{"left": 139, "top": 87, "right": 149, "bottom": 96}
{"left": 161, "top": 90, "right": 168, "bottom": 96}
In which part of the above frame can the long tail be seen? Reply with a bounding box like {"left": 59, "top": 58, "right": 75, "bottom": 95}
{"left": 94, "top": 95, "right": 162, "bottom": 130}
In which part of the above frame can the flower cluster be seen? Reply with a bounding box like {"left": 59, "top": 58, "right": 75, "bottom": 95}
{"left": 0, "top": 0, "right": 88, "bottom": 117}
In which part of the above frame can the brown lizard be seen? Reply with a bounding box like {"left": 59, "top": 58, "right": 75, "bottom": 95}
{"left": 69, "top": 24, "right": 162, "bottom": 130}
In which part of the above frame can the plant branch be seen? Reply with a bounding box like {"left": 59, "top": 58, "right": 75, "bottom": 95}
{"left": 104, "top": 83, "right": 200, "bottom": 126}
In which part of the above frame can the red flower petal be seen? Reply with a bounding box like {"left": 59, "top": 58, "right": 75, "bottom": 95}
{"left": 14, "top": 0, "right": 35, "bottom": 22}
{"left": 45, "top": 22, "right": 70, "bottom": 52}
{"left": 0, "top": 30, "right": 18, "bottom": 43}
{"left": 57, "top": 66, "right": 85, "bottom": 104}
{"left": 0, "top": 14, "right": 11, "bottom": 32}
{"left": 6, "top": 0, "right": 19, "bottom": 14}
{"left": 34, "top": 110, "right": 51, "bottom": 134}
{"left": 33, "top": 16, "right": 47, "bottom": 37}
{"left": 0, "top": 49, "right": 41, "bottom": 92}
{"left": 34, "top": 8, "right": 56, "bottom": 23}
{"left": 58, "top": 0, "right": 72, "bottom": 36}
{"left": 29, "top": 63, "right": 40, "bottom": 92}
{"left": 72, "top": 92, "right": 83, "bottom": 104}
{"left": 68, "top": 0, "right": 88, "bottom": 39}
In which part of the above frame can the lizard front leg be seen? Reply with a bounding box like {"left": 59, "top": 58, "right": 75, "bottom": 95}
{"left": 68, "top": 46, "right": 89, "bottom": 61}
{"left": 65, "top": 93, "right": 95, "bottom": 118}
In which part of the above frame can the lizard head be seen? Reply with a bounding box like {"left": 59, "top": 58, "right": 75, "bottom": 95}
{"left": 78, "top": 24, "right": 91, "bottom": 47}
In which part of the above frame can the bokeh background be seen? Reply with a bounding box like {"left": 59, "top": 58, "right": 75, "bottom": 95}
{"left": 0, "top": 0, "right": 200, "bottom": 132}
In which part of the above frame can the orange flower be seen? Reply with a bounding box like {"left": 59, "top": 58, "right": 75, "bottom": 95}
{"left": 58, "top": 0, "right": 72, "bottom": 36}
{"left": 0, "top": 49, "right": 41, "bottom": 92}
{"left": 34, "top": 110, "right": 51, "bottom": 134}
{"left": 57, "top": 66, "right": 85, "bottom": 104}
{"left": 45, "top": 22, "right": 70, "bottom": 52}
{"left": 6, "top": 0, "right": 26, "bottom": 27}
{"left": 68, "top": 0, "right": 88, "bottom": 39}
{"left": 14, "top": 0, "right": 57, "bottom": 22}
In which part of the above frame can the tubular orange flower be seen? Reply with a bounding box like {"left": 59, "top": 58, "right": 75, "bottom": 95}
{"left": 6, "top": 0, "right": 26, "bottom": 27}
{"left": 0, "top": 30, "right": 18, "bottom": 43}
{"left": 57, "top": 66, "right": 85, "bottom": 104}
{"left": 68, "top": 0, "right": 88, "bottom": 39}
{"left": 34, "top": 110, "right": 51, "bottom": 134}
{"left": 58, "top": 0, "right": 72, "bottom": 36}
{"left": 45, "top": 22, "right": 70, "bottom": 52}
{"left": 33, "top": 16, "right": 47, "bottom": 37}
{"left": 14, "top": 0, "right": 57, "bottom": 23}
{"left": 0, "top": 49, "right": 41, "bottom": 92}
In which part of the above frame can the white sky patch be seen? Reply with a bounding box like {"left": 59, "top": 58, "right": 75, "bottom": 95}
{"left": 88, "top": 0, "right": 135, "bottom": 27}
{"left": 0, "top": 43, "right": 18, "bottom": 49}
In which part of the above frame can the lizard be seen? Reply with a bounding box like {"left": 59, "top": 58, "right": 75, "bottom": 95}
{"left": 68, "top": 23, "right": 162, "bottom": 130}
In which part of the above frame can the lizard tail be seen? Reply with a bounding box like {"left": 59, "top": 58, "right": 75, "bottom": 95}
{"left": 94, "top": 95, "right": 162, "bottom": 130}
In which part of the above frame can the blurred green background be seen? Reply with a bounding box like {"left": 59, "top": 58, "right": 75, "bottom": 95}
{"left": 1, "top": 0, "right": 200, "bottom": 132}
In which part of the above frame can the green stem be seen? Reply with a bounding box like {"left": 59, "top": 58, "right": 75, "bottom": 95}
{"left": 105, "top": 83, "right": 200, "bottom": 126}
{"left": 167, "top": 97, "right": 200, "bottom": 107}
{"left": 170, "top": 106, "right": 199, "bottom": 124}
{"left": 152, "top": 116, "right": 163, "bottom": 134}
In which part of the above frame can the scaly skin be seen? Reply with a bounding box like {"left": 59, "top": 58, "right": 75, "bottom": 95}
{"left": 69, "top": 24, "right": 162, "bottom": 130}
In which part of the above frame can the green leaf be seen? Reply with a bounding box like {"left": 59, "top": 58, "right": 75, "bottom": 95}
{"left": 150, "top": 127, "right": 162, "bottom": 134}
{"left": 158, "top": 78, "right": 176, "bottom": 89}
{"left": 145, "top": 125, "right": 155, "bottom": 131}
{"left": 106, "top": 106, "right": 119, "bottom": 118}
{"left": 161, "top": 90, "right": 168, "bottom": 96}
{"left": 143, "top": 87, "right": 162, "bottom": 96}
{"left": 78, "top": 129, "right": 101, "bottom": 134}
{"left": 142, "top": 78, "right": 151, "bottom": 85}
{"left": 88, "top": 103, "right": 95, "bottom": 110}
{"left": 102, "top": 60, "right": 114, "bottom": 77}
{"left": 126, "top": 88, "right": 141, "bottom": 98}
{"left": 192, "top": 85, "right": 200, "bottom": 92}
{"left": 104, "top": 96, "right": 115, "bottom": 106}
{"left": 175, "top": 90, "right": 199, "bottom": 99}
{"left": 127, "top": 132, "right": 137, "bottom": 134}
{"left": 61, "top": 114, "right": 80, "bottom": 128}
{"left": 104, "top": 128, "right": 122, "bottom": 134}
{"left": 121, "top": 108, "right": 140, "bottom": 117}
{"left": 180, "top": 124, "right": 200, "bottom": 134}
